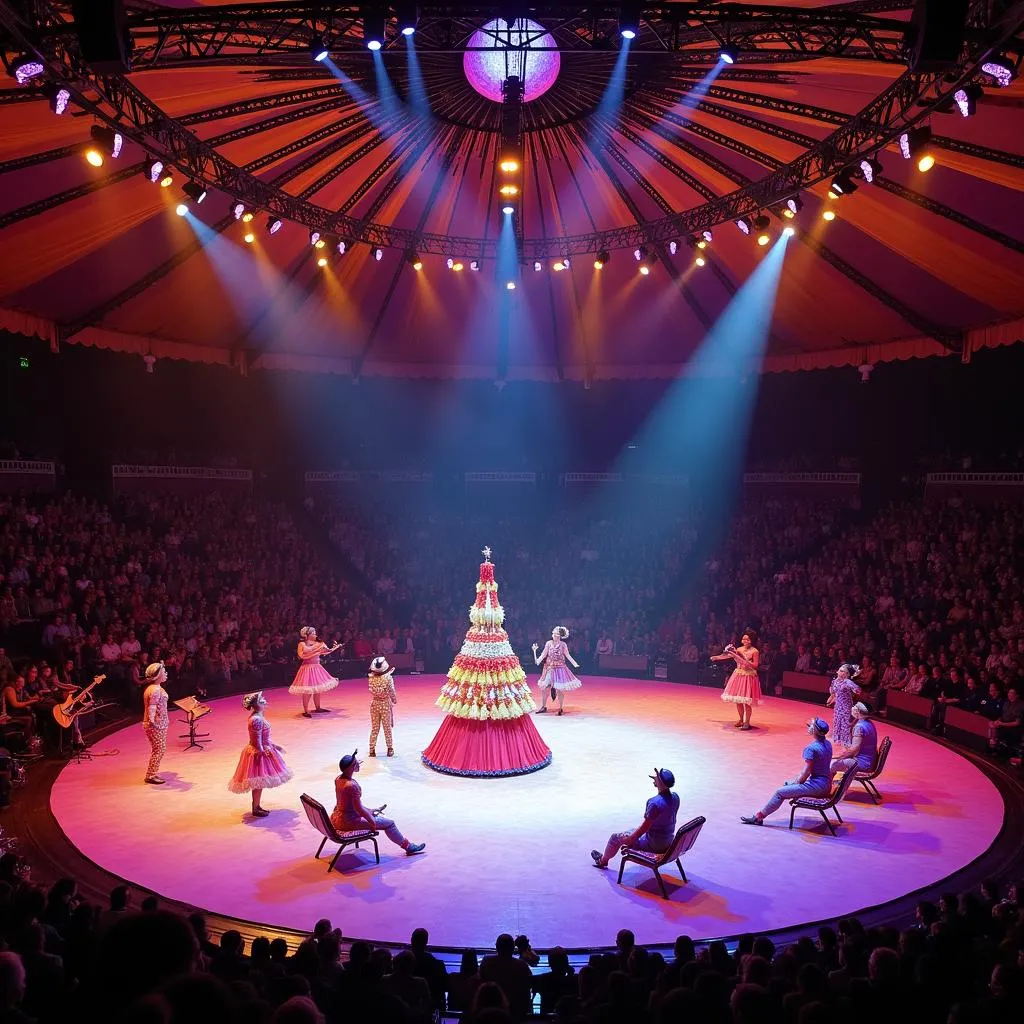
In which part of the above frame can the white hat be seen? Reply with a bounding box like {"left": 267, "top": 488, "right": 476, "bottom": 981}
{"left": 369, "top": 656, "right": 392, "bottom": 675}
{"left": 145, "top": 662, "right": 166, "bottom": 681}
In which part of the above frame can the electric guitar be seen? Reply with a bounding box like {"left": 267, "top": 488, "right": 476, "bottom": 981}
{"left": 53, "top": 674, "right": 105, "bottom": 728}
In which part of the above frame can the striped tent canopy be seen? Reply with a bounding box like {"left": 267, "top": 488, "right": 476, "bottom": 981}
{"left": 1, "top": 0, "right": 1023, "bottom": 380}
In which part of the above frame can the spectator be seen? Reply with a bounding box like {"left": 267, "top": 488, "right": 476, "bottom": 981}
{"left": 479, "top": 934, "right": 533, "bottom": 1021}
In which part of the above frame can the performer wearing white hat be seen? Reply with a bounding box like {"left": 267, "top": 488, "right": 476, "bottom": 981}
{"left": 289, "top": 626, "right": 341, "bottom": 718}
{"left": 142, "top": 662, "right": 170, "bottom": 785}
{"left": 368, "top": 656, "right": 397, "bottom": 757}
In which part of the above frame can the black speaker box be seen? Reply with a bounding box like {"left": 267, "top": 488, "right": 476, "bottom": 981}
{"left": 71, "top": 0, "right": 131, "bottom": 73}
{"left": 908, "top": 0, "right": 970, "bottom": 72}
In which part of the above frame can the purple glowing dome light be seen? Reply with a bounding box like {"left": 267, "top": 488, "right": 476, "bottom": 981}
{"left": 463, "top": 18, "right": 561, "bottom": 103}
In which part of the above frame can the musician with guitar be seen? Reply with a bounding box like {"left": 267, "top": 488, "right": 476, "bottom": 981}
{"left": 52, "top": 672, "right": 105, "bottom": 750}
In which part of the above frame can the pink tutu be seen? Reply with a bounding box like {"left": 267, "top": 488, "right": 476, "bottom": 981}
{"left": 288, "top": 662, "right": 339, "bottom": 695}
{"left": 721, "top": 667, "right": 762, "bottom": 706}
{"left": 228, "top": 745, "right": 293, "bottom": 793}
{"left": 539, "top": 664, "right": 583, "bottom": 692}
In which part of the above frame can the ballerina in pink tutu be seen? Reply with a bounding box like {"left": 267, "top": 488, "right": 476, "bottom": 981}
{"left": 289, "top": 626, "right": 341, "bottom": 717}
{"left": 533, "top": 626, "right": 583, "bottom": 716}
{"left": 228, "top": 691, "right": 293, "bottom": 817}
{"left": 713, "top": 629, "right": 762, "bottom": 731}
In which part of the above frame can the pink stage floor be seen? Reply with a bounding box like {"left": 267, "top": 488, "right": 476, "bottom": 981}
{"left": 50, "top": 677, "right": 1004, "bottom": 949}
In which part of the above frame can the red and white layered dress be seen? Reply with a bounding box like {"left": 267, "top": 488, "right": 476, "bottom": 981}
{"left": 422, "top": 557, "right": 551, "bottom": 777}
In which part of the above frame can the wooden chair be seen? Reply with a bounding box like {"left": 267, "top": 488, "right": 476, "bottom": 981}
{"left": 300, "top": 793, "right": 379, "bottom": 872}
{"left": 854, "top": 735, "right": 892, "bottom": 804}
{"left": 788, "top": 766, "right": 859, "bottom": 836}
{"left": 617, "top": 815, "right": 706, "bottom": 898}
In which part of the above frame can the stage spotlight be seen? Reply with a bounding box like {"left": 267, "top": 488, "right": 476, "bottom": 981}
{"left": 633, "top": 246, "right": 645, "bottom": 261}
{"left": 859, "top": 157, "right": 883, "bottom": 183}
{"left": 552, "top": 259, "right": 567, "bottom": 272}
{"left": 310, "top": 230, "right": 324, "bottom": 248}
{"left": 694, "top": 256, "right": 706, "bottom": 267}
{"left": 533, "top": 261, "right": 542, "bottom": 272}
{"left": 757, "top": 232, "right": 771, "bottom": 246}
{"left": 43, "top": 83, "right": 71, "bottom": 115}
{"left": 702, "top": 230, "right": 713, "bottom": 243}
{"left": 499, "top": 184, "right": 520, "bottom": 197}
{"left": 336, "top": 239, "right": 347, "bottom": 255}
{"left": 619, "top": 2, "right": 640, "bottom": 40}
{"left": 89, "top": 126, "right": 122, "bottom": 162}
{"left": 175, "top": 202, "right": 188, "bottom": 217}
{"left": 397, "top": 1, "right": 418, "bottom": 36}
{"left": 84, "top": 148, "right": 103, "bottom": 167}
{"left": 232, "top": 201, "right": 247, "bottom": 220}
{"left": 159, "top": 169, "right": 173, "bottom": 188}
{"left": 506, "top": 280, "right": 516, "bottom": 290}
{"left": 637, "top": 248, "right": 653, "bottom": 275}
{"left": 669, "top": 240, "right": 678, "bottom": 255}
{"left": 312, "top": 40, "right": 330, "bottom": 62}
{"left": 182, "top": 182, "right": 207, "bottom": 204}
{"left": 822, "top": 209, "right": 836, "bottom": 222}
{"left": 374, "top": 247, "right": 384, "bottom": 261}
{"left": 981, "top": 55, "right": 1016, "bottom": 87}
{"left": 502, "top": 204, "right": 515, "bottom": 215}
{"left": 594, "top": 250, "right": 610, "bottom": 269}
{"left": 499, "top": 157, "right": 520, "bottom": 173}
{"left": 470, "top": 260, "right": 481, "bottom": 271}
{"left": 364, "top": 8, "right": 386, "bottom": 50}
{"left": 954, "top": 84, "right": 982, "bottom": 117}
{"left": 266, "top": 216, "right": 283, "bottom": 235}
{"left": 735, "top": 217, "right": 752, "bottom": 235}
{"left": 407, "top": 252, "right": 423, "bottom": 270}
{"left": 784, "top": 196, "right": 803, "bottom": 217}
{"left": 446, "top": 258, "right": 454, "bottom": 269}
{"left": 752, "top": 214, "right": 770, "bottom": 247}
{"left": 144, "top": 159, "right": 165, "bottom": 184}
{"left": 829, "top": 167, "right": 858, "bottom": 197}
{"left": 783, "top": 225, "right": 795, "bottom": 237}
{"left": 452, "top": 261, "right": 464, "bottom": 272}
{"left": 899, "top": 126, "right": 935, "bottom": 171}
{"left": 719, "top": 46, "right": 740, "bottom": 65}
{"left": 11, "top": 55, "right": 45, "bottom": 85}
{"left": 243, "top": 230, "right": 255, "bottom": 244}
{"left": 317, "top": 255, "right": 329, "bottom": 267}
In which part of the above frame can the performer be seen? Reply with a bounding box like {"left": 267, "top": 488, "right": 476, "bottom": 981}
{"left": 831, "top": 702, "right": 878, "bottom": 775}
{"left": 590, "top": 767, "right": 680, "bottom": 869}
{"left": 533, "top": 626, "right": 582, "bottom": 716}
{"left": 712, "top": 630, "right": 761, "bottom": 730}
{"left": 368, "top": 656, "right": 397, "bottom": 757}
{"left": 331, "top": 749, "right": 425, "bottom": 855}
{"left": 228, "top": 691, "right": 293, "bottom": 817}
{"left": 423, "top": 548, "right": 550, "bottom": 777}
{"left": 827, "top": 663, "right": 862, "bottom": 748}
{"left": 741, "top": 718, "right": 833, "bottom": 825}
{"left": 142, "top": 662, "right": 170, "bottom": 785}
{"left": 289, "top": 626, "right": 340, "bottom": 718}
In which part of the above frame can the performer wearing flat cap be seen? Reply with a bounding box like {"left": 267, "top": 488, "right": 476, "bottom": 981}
{"left": 368, "top": 656, "right": 397, "bottom": 757}
{"left": 741, "top": 717, "right": 834, "bottom": 825}
{"left": 831, "top": 702, "right": 878, "bottom": 775}
{"left": 331, "top": 750, "right": 425, "bottom": 855}
{"left": 591, "top": 766, "right": 680, "bottom": 869}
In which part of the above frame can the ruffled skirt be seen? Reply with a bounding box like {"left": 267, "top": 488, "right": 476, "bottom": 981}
{"left": 228, "top": 746, "right": 294, "bottom": 792}
{"left": 422, "top": 715, "right": 552, "bottom": 777}
{"left": 721, "top": 668, "right": 763, "bottom": 706}
{"left": 539, "top": 664, "right": 583, "bottom": 692}
{"left": 288, "top": 662, "right": 339, "bottom": 694}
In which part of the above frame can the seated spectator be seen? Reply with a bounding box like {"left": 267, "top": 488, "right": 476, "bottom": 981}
{"left": 447, "top": 949, "right": 480, "bottom": 1013}
{"left": 988, "top": 686, "right": 1023, "bottom": 754}
{"left": 479, "top": 935, "right": 533, "bottom": 1021}
{"left": 534, "top": 947, "right": 578, "bottom": 1015}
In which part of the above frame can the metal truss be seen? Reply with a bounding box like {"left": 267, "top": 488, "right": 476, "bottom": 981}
{"left": 2, "top": 0, "right": 1021, "bottom": 265}
{"left": 26, "top": 3, "right": 918, "bottom": 66}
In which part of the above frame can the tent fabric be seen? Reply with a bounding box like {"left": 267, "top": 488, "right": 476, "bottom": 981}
{"left": 1, "top": 1, "right": 1023, "bottom": 378}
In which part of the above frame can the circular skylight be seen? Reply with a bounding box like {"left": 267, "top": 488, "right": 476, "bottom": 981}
{"left": 463, "top": 18, "right": 561, "bottom": 104}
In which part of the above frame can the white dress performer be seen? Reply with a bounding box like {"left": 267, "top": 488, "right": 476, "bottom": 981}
{"left": 533, "top": 626, "right": 583, "bottom": 716}
{"left": 289, "top": 626, "right": 341, "bottom": 717}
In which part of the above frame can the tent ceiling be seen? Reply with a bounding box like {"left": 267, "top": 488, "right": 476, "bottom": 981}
{"left": 1, "top": 1, "right": 1023, "bottom": 378}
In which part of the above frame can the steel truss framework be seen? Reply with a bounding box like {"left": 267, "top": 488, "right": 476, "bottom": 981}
{"left": 28, "top": 2, "right": 923, "bottom": 66}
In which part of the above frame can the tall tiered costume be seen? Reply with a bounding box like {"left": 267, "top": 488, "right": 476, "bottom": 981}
{"left": 422, "top": 549, "right": 551, "bottom": 777}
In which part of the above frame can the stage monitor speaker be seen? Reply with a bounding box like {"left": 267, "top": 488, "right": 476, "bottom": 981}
{"left": 71, "top": 0, "right": 131, "bottom": 73}
{"left": 908, "top": 0, "right": 970, "bottom": 72}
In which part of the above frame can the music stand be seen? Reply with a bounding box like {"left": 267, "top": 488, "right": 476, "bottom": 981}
{"left": 175, "top": 696, "right": 212, "bottom": 751}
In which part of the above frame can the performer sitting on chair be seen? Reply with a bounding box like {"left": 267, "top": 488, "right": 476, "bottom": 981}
{"left": 591, "top": 767, "right": 679, "bottom": 869}
{"left": 331, "top": 749, "right": 425, "bottom": 855}
{"left": 741, "top": 718, "right": 833, "bottom": 826}
{"left": 368, "top": 657, "right": 397, "bottom": 757}
{"left": 831, "top": 703, "right": 878, "bottom": 775}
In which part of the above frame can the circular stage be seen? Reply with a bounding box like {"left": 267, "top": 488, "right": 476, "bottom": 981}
{"left": 50, "top": 677, "right": 1004, "bottom": 949}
